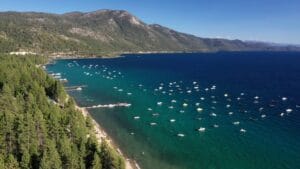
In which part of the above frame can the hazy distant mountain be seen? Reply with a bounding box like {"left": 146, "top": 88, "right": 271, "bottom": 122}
{"left": 0, "top": 9, "right": 299, "bottom": 56}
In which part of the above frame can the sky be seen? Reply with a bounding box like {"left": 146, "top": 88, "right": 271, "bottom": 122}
{"left": 0, "top": 0, "right": 300, "bottom": 44}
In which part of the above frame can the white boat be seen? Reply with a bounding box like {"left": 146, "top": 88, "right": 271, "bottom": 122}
{"left": 240, "top": 128, "right": 247, "bottom": 133}
{"left": 157, "top": 102, "right": 163, "bottom": 106}
{"left": 177, "top": 133, "right": 185, "bottom": 137}
{"left": 168, "top": 106, "right": 174, "bottom": 109}
{"left": 197, "top": 108, "right": 203, "bottom": 112}
{"left": 170, "top": 119, "right": 176, "bottom": 122}
{"left": 213, "top": 124, "right": 219, "bottom": 128}
{"left": 233, "top": 121, "right": 240, "bottom": 125}
{"left": 150, "top": 122, "right": 157, "bottom": 126}
{"left": 282, "top": 97, "right": 287, "bottom": 101}
{"left": 134, "top": 116, "right": 140, "bottom": 120}
{"left": 183, "top": 103, "right": 188, "bottom": 107}
{"left": 198, "top": 127, "right": 206, "bottom": 132}
{"left": 211, "top": 113, "right": 217, "bottom": 117}
{"left": 286, "top": 109, "right": 293, "bottom": 113}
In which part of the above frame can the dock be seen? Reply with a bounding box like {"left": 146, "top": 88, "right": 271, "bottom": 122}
{"left": 65, "top": 85, "right": 87, "bottom": 91}
{"left": 84, "top": 103, "right": 132, "bottom": 109}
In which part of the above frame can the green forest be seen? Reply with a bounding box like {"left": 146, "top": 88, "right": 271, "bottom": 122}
{"left": 0, "top": 54, "right": 125, "bottom": 169}
{"left": 1, "top": 11, "right": 294, "bottom": 56}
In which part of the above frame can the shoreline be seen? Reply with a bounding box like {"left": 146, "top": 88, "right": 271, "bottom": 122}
{"left": 44, "top": 60, "right": 139, "bottom": 169}
{"left": 45, "top": 50, "right": 213, "bottom": 60}
{"left": 46, "top": 50, "right": 287, "bottom": 61}
{"left": 75, "top": 104, "right": 140, "bottom": 169}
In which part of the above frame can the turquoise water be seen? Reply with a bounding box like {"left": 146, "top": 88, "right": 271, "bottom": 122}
{"left": 47, "top": 52, "right": 300, "bottom": 169}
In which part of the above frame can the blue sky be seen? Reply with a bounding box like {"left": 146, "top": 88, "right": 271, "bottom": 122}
{"left": 0, "top": 0, "right": 299, "bottom": 44}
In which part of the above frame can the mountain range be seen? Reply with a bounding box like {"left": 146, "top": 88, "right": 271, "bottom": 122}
{"left": 0, "top": 9, "right": 299, "bottom": 56}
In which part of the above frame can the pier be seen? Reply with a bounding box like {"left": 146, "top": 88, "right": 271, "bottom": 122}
{"left": 84, "top": 103, "right": 132, "bottom": 109}
{"left": 65, "top": 85, "right": 87, "bottom": 91}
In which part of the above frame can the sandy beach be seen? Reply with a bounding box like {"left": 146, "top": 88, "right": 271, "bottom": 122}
{"left": 75, "top": 105, "right": 140, "bottom": 169}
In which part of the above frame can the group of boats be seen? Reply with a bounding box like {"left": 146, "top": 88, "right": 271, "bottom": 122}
{"left": 131, "top": 80, "right": 298, "bottom": 137}
{"left": 51, "top": 61, "right": 299, "bottom": 139}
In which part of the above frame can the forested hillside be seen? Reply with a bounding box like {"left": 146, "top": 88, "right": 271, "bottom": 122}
{"left": 0, "top": 10, "right": 298, "bottom": 56}
{"left": 0, "top": 55, "right": 124, "bottom": 169}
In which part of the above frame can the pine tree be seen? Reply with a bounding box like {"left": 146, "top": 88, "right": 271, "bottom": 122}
{"left": 5, "top": 154, "right": 20, "bottom": 169}
{"left": 20, "top": 149, "right": 31, "bottom": 169}
{"left": 91, "top": 153, "right": 102, "bottom": 169}
{"left": 40, "top": 140, "right": 62, "bottom": 169}
{"left": 0, "top": 55, "right": 125, "bottom": 169}
{"left": 0, "top": 154, "right": 5, "bottom": 169}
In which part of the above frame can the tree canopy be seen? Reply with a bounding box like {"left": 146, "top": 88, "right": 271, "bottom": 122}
{"left": 0, "top": 54, "right": 125, "bottom": 169}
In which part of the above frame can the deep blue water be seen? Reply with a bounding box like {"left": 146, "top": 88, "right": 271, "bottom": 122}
{"left": 47, "top": 52, "right": 300, "bottom": 169}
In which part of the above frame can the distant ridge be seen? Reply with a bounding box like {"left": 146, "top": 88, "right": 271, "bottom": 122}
{"left": 0, "top": 9, "right": 299, "bottom": 56}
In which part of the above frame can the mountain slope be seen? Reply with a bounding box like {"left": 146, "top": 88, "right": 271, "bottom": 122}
{"left": 0, "top": 10, "right": 298, "bottom": 56}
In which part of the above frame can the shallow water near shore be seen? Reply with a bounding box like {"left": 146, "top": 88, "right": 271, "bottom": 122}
{"left": 47, "top": 52, "right": 300, "bottom": 169}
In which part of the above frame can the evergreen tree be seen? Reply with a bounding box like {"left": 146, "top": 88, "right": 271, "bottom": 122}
{"left": 5, "top": 154, "right": 20, "bottom": 169}
{"left": 91, "top": 153, "right": 101, "bottom": 169}
{"left": 0, "top": 154, "right": 5, "bottom": 169}
{"left": 0, "top": 55, "right": 125, "bottom": 169}
{"left": 20, "top": 149, "right": 31, "bottom": 169}
{"left": 100, "top": 141, "right": 125, "bottom": 169}
{"left": 40, "top": 140, "right": 62, "bottom": 169}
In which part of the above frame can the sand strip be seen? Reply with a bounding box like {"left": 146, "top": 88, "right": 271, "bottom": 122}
{"left": 75, "top": 105, "right": 140, "bottom": 169}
